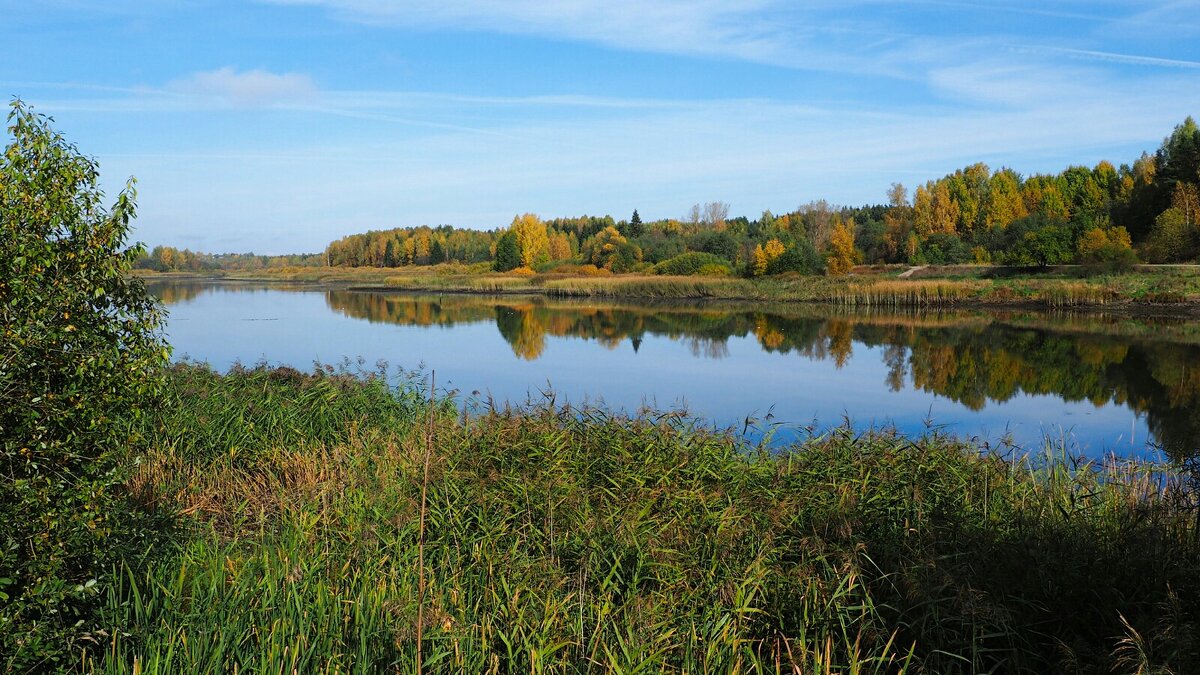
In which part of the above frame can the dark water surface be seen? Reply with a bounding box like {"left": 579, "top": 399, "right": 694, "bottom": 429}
{"left": 150, "top": 280, "right": 1200, "bottom": 459}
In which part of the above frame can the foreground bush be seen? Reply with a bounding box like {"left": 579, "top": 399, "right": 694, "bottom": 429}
{"left": 0, "top": 101, "right": 168, "bottom": 668}
{"left": 86, "top": 366, "right": 1200, "bottom": 674}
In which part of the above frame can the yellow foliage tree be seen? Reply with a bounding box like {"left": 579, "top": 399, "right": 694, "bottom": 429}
{"left": 752, "top": 238, "right": 786, "bottom": 276}
{"left": 826, "top": 218, "right": 857, "bottom": 276}
{"left": 510, "top": 213, "right": 549, "bottom": 268}
{"left": 547, "top": 230, "right": 572, "bottom": 261}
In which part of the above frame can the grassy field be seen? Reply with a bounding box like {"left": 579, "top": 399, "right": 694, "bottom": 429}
{"left": 141, "top": 264, "right": 1200, "bottom": 308}
{"left": 77, "top": 364, "right": 1200, "bottom": 673}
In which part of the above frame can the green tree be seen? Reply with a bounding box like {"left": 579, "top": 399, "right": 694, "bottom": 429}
{"left": 998, "top": 215, "right": 1075, "bottom": 266}
{"left": 626, "top": 209, "right": 644, "bottom": 238}
{"left": 493, "top": 231, "right": 521, "bottom": 271}
{"left": 1145, "top": 208, "right": 1198, "bottom": 262}
{"left": 0, "top": 100, "right": 169, "bottom": 667}
{"left": 429, "top": 238, "right": 447, "bottom": 265}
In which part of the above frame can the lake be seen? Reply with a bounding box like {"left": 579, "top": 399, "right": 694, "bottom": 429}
{"left": 149, "top": 279, "right": 1200, "bottom": 460}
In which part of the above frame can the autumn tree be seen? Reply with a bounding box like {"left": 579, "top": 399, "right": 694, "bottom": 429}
{"left": 1077, "top": 225, "right": 1137, "bottom": 271}
{"left": 914, "top": 181, "right": 959, "bottom": 236}
{"left": 583, "top": 226, "right": 643, "bottom": 272}
{"left": 752, "top": 238, "right": 786, "bottom": 276}
{"left": 984, "top": 168, "right": 1027, "bottom": 229}
{"left": 1171, "top": 181, "right": 1200, "bottom": 228}
{"left": 883, "top": 183, "right": 915, "bottom": 262}
{"left": 825, "top": 217, "right": 858, "bottom": 275}
{"left": 1145, "top": 208, "right": 1198, "bottom": 262}
{"left": 546, "top": 228, "right": 573, "bottom": 261}
{"left": 509, "top": 213, "right": 549, "bottom": 268}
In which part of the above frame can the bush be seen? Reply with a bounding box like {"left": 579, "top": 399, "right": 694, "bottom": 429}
{"left": 768, "top": 240, "right": 824, "bottom": 275}
{"left": 919, "top": 233, "right": 973, "bottom": 264}
{"left": 653, "top": 251, "right": 729, "bottom": 275}
{"left": 687, "top": 230, "right": 738, "bottom": 261}
{"left": 1078, "top": 226, "right": 1138, "bottom": 273}
{"left": 632, "top": 231, "right": 685, "bottom": 263}
{"left": 696, "top": 263, "right": 732, "bottom": 276}
{"left": 1143, "top": 208, "right": 1199, "bottom": 263}
{"left": 0, "top": 101, "right": 168, "bottom": 668}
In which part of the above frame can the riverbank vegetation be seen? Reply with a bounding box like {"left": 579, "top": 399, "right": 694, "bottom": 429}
{"left": 143, "top": 262, "right": 1200, "bottom": 308}
{"left": 64, "top": 364, "right": 1200, "bottom": 673}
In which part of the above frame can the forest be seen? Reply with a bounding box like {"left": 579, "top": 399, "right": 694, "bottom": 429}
{"left": 142, "top": 117, "right": 1200, "bottom": 276}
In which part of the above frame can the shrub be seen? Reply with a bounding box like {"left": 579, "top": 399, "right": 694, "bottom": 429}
{"left": 0, "top": 101, "right": 169, "bottom": 667}
{"left": 687, "top": 230, "right": 738, "bottom": 260}
{"left": 768, "top": 240, "right": 824, "bottom": 275}
{"left": 920, "top": 233, "right": 973, "bottom": 264}
{"left": 696, "top": 263, "right": 732, "bottom": 276}
{"left": 1078, "top": 226, "right": 1138, "bottom": 273}
{"left": 653, "top": 251, "right": 729, "bottom": 275}
{"left": 1143, "top": 208, "right": 1199, "bottom": 263}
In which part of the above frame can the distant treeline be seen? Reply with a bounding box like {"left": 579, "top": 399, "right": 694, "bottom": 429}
{"left": 144, "top": 117, "right": 1200, "bottom": 275}
{"left": 135, "top": 248, "right": 325, "bottom": 272}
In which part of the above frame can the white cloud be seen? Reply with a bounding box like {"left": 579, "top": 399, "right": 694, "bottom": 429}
{"left": 168, "top": 67, "right": 318, "bottom": 107}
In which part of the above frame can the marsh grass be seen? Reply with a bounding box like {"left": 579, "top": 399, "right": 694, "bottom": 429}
{"left": 380, "top": 274, "right": 536, "bottom": 293}
{"left": 543, "top": 275, "right": 756, "bottom": 298}
{"left": 83, "top": 366, "right": 1200, "bottom": 673}
{"left": 149, "top": 265, "right": 1200, "bottom": 307}
{"left": 811, "top": 280, "right": 984, "bottom": 306}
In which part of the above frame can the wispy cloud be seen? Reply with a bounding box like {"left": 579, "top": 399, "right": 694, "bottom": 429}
{"left": 91, "top": 69, "right": 1198, "bottom": 253}
{"left": 167, "top": 67, "right": 318, "bottom": 107}
{"left": 257, "top": 0, "right": 882, "bottom": 71}
{"left": 1040, "top": 47, "right": 1200, "bottom": 70}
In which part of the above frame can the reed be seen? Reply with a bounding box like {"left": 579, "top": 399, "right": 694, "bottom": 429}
{"left": 81, "top": 366, "right": 1200, "bottom": 674}
{"left": 379, "top": 274, "right": 536, "bottom": 293}
{"left": 808, "top": 280, "right": 984, "bottom": 306}
{"left": 154, "top": 265, "right": 1200, "bottom": 307}
{"left": 542, "top": 275, "right": 756, "bottom": 298}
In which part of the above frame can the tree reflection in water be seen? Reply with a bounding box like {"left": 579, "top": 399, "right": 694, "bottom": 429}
{"left": 323, "top": 291, "right": 1200, "bottom": 460}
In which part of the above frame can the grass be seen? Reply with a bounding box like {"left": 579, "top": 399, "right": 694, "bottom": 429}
{"left": 72, "top": 365, "right": 1200, "bottom": 673}
{"left": 542, "top": 275, "right": 756, "bottom": 299}
{"left": 139, "top": 264, "right": 1200, "bottom": 309}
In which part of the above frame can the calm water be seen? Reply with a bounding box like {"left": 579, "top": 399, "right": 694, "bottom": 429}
{"left": 149, "top": 280, "right": 1200, "bottom": 459}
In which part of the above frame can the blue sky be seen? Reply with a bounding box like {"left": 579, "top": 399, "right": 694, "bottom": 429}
{"left": 4, "top": 0, "right": 1199, "bottom": 254}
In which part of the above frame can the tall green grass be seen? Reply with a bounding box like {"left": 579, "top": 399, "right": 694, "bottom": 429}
{"left": 83, "top": 367, "right": 1200, "bottom": 673}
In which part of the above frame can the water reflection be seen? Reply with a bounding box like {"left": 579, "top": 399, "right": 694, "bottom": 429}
{"left": 323, "top": 290, "right": 1200, "bottom": 459}
{"left": 148, "top": 281, "right": 1200, "bottom": 459}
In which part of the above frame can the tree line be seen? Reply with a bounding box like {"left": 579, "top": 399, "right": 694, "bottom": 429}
{"left": 146, "top": 117, "right": 1200, "bottom": 275}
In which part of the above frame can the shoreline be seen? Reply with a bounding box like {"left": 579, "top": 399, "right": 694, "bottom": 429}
{"left": 137, "top": 267, "right": 1200, "bottom": 318}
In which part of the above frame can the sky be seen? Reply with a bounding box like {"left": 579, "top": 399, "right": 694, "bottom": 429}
{"left": 3, "top": 0, "right": 1199, "bottom": 254}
